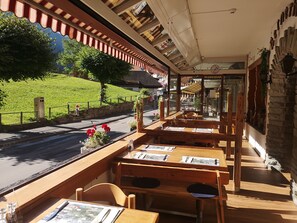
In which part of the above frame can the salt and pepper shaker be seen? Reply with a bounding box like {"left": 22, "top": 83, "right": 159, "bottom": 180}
{"left": 0, "top": 208, "right": 7, "bottom": 223}
{"left": 127, "top": 139, "right": 134, "bottom": 157}
{"left": 6, "top": 202, "right": 18, "bottom": 223}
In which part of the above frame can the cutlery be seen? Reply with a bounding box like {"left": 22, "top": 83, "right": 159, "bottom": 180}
{"left": 44, "top": 201, "right": 69, "bottom": 221}
{"left": 99, "top": 209, "right": 111, "bottom": 223}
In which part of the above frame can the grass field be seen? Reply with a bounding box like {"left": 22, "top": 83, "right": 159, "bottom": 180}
{"left": 0, "top": 73, "right": 139, "bottom": 125}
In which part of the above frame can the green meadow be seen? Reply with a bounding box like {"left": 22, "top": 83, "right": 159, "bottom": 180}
{"left": 0, "top": 73, "right": 138, "bottom": 125}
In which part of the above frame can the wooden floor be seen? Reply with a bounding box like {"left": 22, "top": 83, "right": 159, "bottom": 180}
{"left": 154, "top": 140, "right": 297, "bottom": 223}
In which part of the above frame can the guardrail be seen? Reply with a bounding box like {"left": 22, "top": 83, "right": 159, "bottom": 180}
{"left": 0, "top": 111, "right": 38, "bottom": 125}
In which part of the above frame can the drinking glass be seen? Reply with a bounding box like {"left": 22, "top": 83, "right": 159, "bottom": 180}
{"left": 0, "top": 208, "right": 6, "bottom": 223}
{"left": 128, "top": 139, "right": 134, "bottom": 158}
{"left": 6, "top": 202, "right": 18, "bottom": 223}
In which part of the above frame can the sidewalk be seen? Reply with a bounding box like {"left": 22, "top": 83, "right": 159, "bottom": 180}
{"left": 0, "top": 109, "right": 157, "bottom": 148}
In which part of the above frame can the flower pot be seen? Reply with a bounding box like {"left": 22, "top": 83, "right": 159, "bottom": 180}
{"left": 80, "top": 146, "right": 96, "bottom": 154}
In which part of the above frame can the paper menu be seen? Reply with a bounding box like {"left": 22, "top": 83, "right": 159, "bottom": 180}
{"left": 192, "top": 128, "right": 213, "bottom": 133}
{"left": 142, "top": 145, "right": 175, "bottom": 152}
{"left": 38, "top": 201, "right": 123, "bottom": 223}
{"left": 182, "top": 156, "right": 219, "bottom": 166}
{"left": 133, "top": 152, "right": 168, "bottom": 161}
{"left": 163, "top": 126, "right": 185, "bottom": 131}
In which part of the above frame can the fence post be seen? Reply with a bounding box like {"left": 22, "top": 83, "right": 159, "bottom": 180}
{"left": 67, "top": 104, "right": 70, "bottom": 114}
{"left": 130, "top": 96, "right": 132, "bottom": 101}
{"left": 118, "top": 97, "right": 120, "bottom": 103}
{"left": 49, "top": 107, "right": 51, "bottom": 119}
{"left": 87, "top": 101, "right": 90, "bottom": 110}
{"left": 20, "top": 112, "right": 23, "bottom": 125}
{"left": 0, "top": 113, "right": 2, "bottom": 126}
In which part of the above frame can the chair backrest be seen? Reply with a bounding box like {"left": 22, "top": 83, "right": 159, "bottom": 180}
{"left": 115, "top": 162, "right": 229, "bottom": 186}
{"left": 76, "top": 183, "right": 135, "bottom": 209}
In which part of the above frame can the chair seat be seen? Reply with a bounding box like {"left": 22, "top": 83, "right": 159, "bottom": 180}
{"left": 187, "top": 183, "right": 218, "bottom": 199}
{"left": 132, "top": 177, "right": 160, "bottom": 188}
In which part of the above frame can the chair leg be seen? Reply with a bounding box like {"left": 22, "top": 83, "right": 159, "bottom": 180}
{"left": 215, "top": 200, "right": 221, "bottom": 223}
{"left": 219, "top": 200, "right": 225, "bottom": 223}
{"left": 195, "top": 200, "right": 204, "bottom": 223}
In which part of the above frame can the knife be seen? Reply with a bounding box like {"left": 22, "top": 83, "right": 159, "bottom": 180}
{"left": 99, "top": 209, "right": 111, "bottom": 223}
{"left": 44, "top": 201, "right": 69, "bottom": 221}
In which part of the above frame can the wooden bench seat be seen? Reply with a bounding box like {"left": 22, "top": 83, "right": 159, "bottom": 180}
{"left": 119, "top": 176, "right": 228, "bottom": 201}
{"left": 115, "top": 162, "right": 229, "bottom": 223}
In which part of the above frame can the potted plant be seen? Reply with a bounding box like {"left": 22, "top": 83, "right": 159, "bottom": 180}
{"left": 80, "top": 124, "right": 111, "bottom": 153}
{"left": 128, "top": 119, "right": 137, "bottom": 131}
{"left": 152, "top": 112, "right": 160, "bottom": 122}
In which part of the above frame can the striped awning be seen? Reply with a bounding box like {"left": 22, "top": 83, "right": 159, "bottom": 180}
{"left": 182, "top": 82, "right": 201, "bottom": 94}
{"left": 0, "top": 0, "right": 167, "bottom": 75}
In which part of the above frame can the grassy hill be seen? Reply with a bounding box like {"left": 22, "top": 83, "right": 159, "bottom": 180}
{"left": 0, "top": 73, "right": 139, "bottom": 125}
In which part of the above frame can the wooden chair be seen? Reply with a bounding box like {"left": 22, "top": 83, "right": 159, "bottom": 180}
{"left": 187, "top": 171, "right": 225, "bottom": 223}
{"left": 115, "top": 162, "right": 228, "bottom": 223}
{"left": 76, "top": 183, "right": 136, "bottom": 209}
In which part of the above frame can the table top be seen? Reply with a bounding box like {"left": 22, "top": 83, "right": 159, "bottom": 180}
{"left": 163, "top": 126, "right": 219, "bottom": 133}
{"left": 117, "top": 144, "right": 228, "bottom": 171}
{"left": 24, "top": 198, "right": 159, "bottom": 223}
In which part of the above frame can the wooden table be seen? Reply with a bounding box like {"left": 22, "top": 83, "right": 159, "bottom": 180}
{"left": 24, "top": 198, "right": 159, "bottom": 223}
{"left": 117, "top": 144, "right": 228, "bottom": 172}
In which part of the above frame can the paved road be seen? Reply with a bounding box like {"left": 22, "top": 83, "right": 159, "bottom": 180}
{"left": 0, "top": 109, "right": 157, "bottom": 194}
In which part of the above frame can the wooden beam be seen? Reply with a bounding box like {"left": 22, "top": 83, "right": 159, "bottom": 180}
{"left": 172, "top": 56, "right": 185, "bottom": 64}
{"left": 234, "top": 92, "right": 244, "bottom": 192}
{"left": 226, "top": 93, "right": 233, "bottom": 159}
{"left": 113, "top": 0, "right": 143, "bottom": 15}
{"left": 168, "top": 52, "right": 181, "bottom": 60}
{"left": 159, "top": 100, "right": 165, "bottom": 121}
{"left": 160, "top": 44, "right": 176, "bottom": 54}
{"left": 179, "top": 69, "right": 247, "bottom": 75}
{"left": 176, "top": 74, "right": 181, "bottom": 111}
{"left": 151, "top": 34, "right": 170, "bottom": 46}
{"left": 177, "top": 61, "right": 187, "bottom": 68}
{"left": 137, "top": 18, "right": 160, "bottom": 34}
{"left": 202, "top": 55, "right": 247, "bottom": 63}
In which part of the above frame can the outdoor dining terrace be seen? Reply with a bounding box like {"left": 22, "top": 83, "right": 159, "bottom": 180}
{"left": 0, "top": 96, "right": 296, "bottom": 223}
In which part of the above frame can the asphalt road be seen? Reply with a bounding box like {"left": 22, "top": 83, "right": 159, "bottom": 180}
{"left": 0, "top": 110, "right": 157, "bottom": 194}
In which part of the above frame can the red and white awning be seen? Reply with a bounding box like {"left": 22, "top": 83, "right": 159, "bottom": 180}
{"left": 0, "top": 0, "right": 167, "bottom": 74}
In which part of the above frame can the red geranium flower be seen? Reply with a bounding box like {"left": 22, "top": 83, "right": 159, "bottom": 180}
{"left": 102, "top": 124, "right": 108, "bottom": 129}
{"left": 93, "top": 125, "right": 97, "bottom": 130}
{"left": 86, "top": 128, "right": 95, "bottom": 137}
{"left": 104, "top": 126, "right": 110, "bottom": 133}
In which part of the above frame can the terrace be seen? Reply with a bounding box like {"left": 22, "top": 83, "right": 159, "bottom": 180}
{"left": 1, "top": 0, "right": 297, "bottom": 222}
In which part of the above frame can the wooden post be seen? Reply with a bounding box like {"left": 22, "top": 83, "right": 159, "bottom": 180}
{"left": 136, "top": 99, "right": 143, "bottom": 132}
{"left": 226, "top": 93, "right": 233, "bottom": 159}
{"left": 166, "top": 98, "right": 170, "bottom": 117}
{"left": 49, "top": 107, "right": 51, "bottom": 119}
{"left": 234, "top": 92, "right": 244, "bottom": 192}
{"left": 159, "top": 100, "right": 165, "bottom": 121}
{"left": 20, "top": 112, "right": 23, "bottom": 125}
{"left": 176, "top": 74, "right": 181, "bottom": 112}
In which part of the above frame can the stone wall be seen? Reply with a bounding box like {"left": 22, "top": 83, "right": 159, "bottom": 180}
{"left": 265, "top": 26, "right": 297, "bottom": 205}
{"left": 266, "top": 69, "right": 296, "bottom": 170}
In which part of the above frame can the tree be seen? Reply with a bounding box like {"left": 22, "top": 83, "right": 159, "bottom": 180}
{"left": 80, "top": 46, "right": 132, "bottom": 105}
{"left": 57, "top": 38, "right": 87, "bottom": 77}
{"left": 0, "top": 13, "right": 55, "bottom": 82}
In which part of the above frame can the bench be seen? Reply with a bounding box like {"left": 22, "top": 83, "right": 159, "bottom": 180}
{"left": 115, "top": 162, "right": 229, "bottom": 223}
